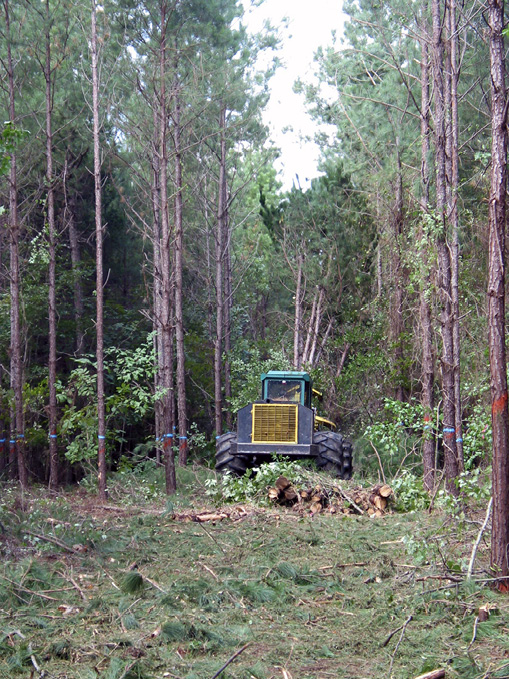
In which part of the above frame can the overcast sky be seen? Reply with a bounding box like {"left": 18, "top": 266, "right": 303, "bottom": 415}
{"left": 243, "top": 0, "right": 346, "bottom": 190}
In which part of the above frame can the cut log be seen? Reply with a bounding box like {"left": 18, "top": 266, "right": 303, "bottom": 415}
{"left": 478, "top": 604, "right": 492, "bottom": 622}
{"left": 275, "top": 476, "right": 291, "bottom": 491}
{"left": 373, "top": 496, "right": 387, "bottom": 511}
{"left": 268, "top": 488, "right": 280, "bottom": 500}
{"left": 310, "top": 501, "right": 322, "bottom": 514}
{"left": 194, "top": 513, "right": 227, "bottom": 522}
{"left": 284, "top": 488, "right": 298, "bottom": 502}
{"left": 379, "top": 484, "right": 393, "bottom": 498}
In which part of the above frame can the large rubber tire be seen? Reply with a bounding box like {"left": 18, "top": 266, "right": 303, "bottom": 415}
{"left": 313, "top": 431, "right": 352, "bottom": 479}
{"left": 341, "top": 439, "right": 353, "bottom": 480}
{"left": 215, "top": 432, "right": 249, "bottom": 476}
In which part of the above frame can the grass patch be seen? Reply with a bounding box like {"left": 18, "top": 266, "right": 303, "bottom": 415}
{"left": 0, "top": 466, "right": 505, "bottom": 678}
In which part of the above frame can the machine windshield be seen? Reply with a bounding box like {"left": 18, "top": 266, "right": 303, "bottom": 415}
{"left": 265, "top": 379, "right": 302, "bottom": 403}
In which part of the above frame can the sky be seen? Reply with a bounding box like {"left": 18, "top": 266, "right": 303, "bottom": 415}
{"left": 243, "top": 0, "right": 346, "bottom": 191}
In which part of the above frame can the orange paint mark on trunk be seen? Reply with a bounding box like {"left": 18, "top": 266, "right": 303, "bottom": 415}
{"left": 492, "top": 391, "right": 508, "bottom": 416}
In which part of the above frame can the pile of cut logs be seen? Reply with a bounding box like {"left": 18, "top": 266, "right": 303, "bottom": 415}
{"left": 268, "top": 476, "right": 394, "bottom": 516}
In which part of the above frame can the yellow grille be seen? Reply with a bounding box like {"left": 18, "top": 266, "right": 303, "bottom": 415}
{"left": 252, "top": 404, "right": 298, "bottom": 444}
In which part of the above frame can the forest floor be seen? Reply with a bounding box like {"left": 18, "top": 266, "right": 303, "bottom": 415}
{"left": 0, "top": 464, "right": 506, "bottom": 679}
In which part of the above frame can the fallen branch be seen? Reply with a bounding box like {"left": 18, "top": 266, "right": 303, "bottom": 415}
{"left": 117, "top": 659, "right": 139, "bottom": 679}
{"left": 210, "top": 643, "right": 250, "bottom": 679}
{"left": 29, "top": 644, "right": 43, "bottom": 677}
{"left": 416, "top": 575, "right": 462, "bottom": 583}
{"left": 467, "top": 615, "right": 480, "bottom": 651}
{"left": 467, "top": 496, "right": 492, "bottom": 580}
{"left": 369, "top": 440, "right": 387, "bottom": 485}
{"left": 199, "top": 562, "right": 219, "bottom": 581}
{"left": 58, "top": 570, "right": 88, "bottom": 601}
{"left": 383, "top": 615, "right": 412, "bottom": 648}
{"left": 388, "top": 615, "right": 412, "bottom": 676}
{"left": 413, "top": 670, "right": 445, "bottom": 679}
{"left": 140, "top": 572, "right": 167, "bottom": 594}
{"left": 335, "top": 486, "right": 365, "bottom": 515}
{"left": 24, "top": 530, "right": 79, "bottom": 554}
{"left": 0, "top": 574, "right": 59, "bottom": 601}
{"left": 194, "top": 512, "right": 228, "bottom": 523}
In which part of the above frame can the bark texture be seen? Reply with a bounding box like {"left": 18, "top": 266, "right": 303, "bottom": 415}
{"left": 432, "top": 0, "right": 459, "bottom": 494}
{"left": 487, "top": 0, "right": 509, "bottom": 585}
{"left": 91, "top": 0, "right": 107, "bottom": 501}
{"left": 5, "top": 0, "right": 27, "bottom": 487}
{"left": 45, "top": 0, "right": 58, "bottom": 490}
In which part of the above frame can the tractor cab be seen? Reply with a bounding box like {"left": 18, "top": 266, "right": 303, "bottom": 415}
{"left": 261, "top": 371, "right": 312, "bottom": 409}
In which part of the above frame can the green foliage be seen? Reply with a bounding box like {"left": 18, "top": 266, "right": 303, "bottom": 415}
{"left": 0, "top": 122, "right": 28, "bottom": 178}
{"left": 228, "top": 346, "right": 293, "bottom": 415}
{"left": 363, "top": 398, "right": 425, "bottom": 478}
{"left": 462, "top": 400, "right": 492, "bottom": 469}
{"left": 121, "top": 572, "right": 144, "bottom": 595}
{"left": 58, "top": 336, "right": 157, "bottom": 464}
{"left": 391, "top": 471, "right": 430, "bottom": 512}
{"left": 437, "top": 467, "right": 492, "bottom": 513}
{"left": 205, "top": 458, "right": 308, "bottom": 504}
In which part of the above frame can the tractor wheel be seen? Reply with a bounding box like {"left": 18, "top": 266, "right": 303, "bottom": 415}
{"left": 313, "top": 431, "right": 349, "bottom": 479}
{"left": 215, "top": 432, "right": 249, "bottom": 476}
{"left": 341, "top": 439, "right": 353, "bottom": 480}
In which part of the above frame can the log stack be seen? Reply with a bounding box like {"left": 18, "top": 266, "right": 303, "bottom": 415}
{"left": 268, "top": 476, "right": 394, "bottom": 516}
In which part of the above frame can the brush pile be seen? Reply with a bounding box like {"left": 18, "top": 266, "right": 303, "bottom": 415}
{"left": 268, "top": 476, "right": 394, "bottom": 516}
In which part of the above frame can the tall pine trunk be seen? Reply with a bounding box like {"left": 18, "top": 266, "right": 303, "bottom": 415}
{"left": 391, "top": 147, "right": 405, "bottom": 402}
{"left": 293, "top": 254, "right": 304, "bottom": 369}
{"left": 159, "top": 1, "right": 176, "bottom": 493}
{"left": 5, "top": 0, "right": 27, "bottom": 487}
{"left": 151, "top": 106, "right": 163, "bottom": 464}
{"left": 447, "top": 0, "right": 464, "bottom": 470}
{"left": 419, "top": 2, "right": 436, "bottom": 491}
{"left": 219, "top": 106, "right": 233, "bottom": 431}
{"left": 45, "top": 0, "right": 58, "bottom": 490}
{"left": 432, "top": 0, "right": 459, "bottom": 494}
{"left": 487, "top": 0, "right": 509, "bottom": 587}
{"left": 91, "top": 0, "right": 107, "bottom": 501}
{"left": 214, "top": 108, "right": 227, "bottom": 436}
{"left": 173, "top": 87, "right": 188, "bottom": 465}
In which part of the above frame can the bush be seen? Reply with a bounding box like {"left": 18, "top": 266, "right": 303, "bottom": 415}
{"left": 205, "top": 458, "right": 309, "bottom": 505}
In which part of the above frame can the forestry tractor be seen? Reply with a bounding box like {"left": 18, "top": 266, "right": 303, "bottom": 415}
{"left": 215, "top": 371, "right": 352, "bottom": 478}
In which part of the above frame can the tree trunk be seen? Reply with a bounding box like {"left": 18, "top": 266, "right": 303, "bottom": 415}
{"left": 419, "top": 2, "right": 436, "bottom": 492}
{"left": 45, "top": 0, "right": 59, "bottom": 490}
{"left": 173, "top": 87, "right": 188, "bottom": 465}
{"left": 5, "top": 0, "right": 27, "bottom": 488}
{"left": 487, "top": 0, "right": 509, "bottom": 586}
{"left": 293, "top": 253, "right": 304, "bottom": 369}
{"left": 302, "top": 287, "right": 318, "bottom": 365}
{"left": 447, "top": 0, "right": 464, "bottom": 470}
{"left": 432, "top": 0, "right": 458, "bottom": 494}
{"left": 151, "top": 105, "right": 163, "bottom": 465}
{"left": 392, "top": 149, "right": 405, "bottom": 402}
{"left": 159, "top": 0, "right": 176, "bottom": 493}
{"left": 214, "top": 108, "right": 227, "bottom": 436}
{"left": 223, "top": 210, "right": 233, "bottom": 431}
{"left": 91, "top": 0, "right": 107, "bottom": 501}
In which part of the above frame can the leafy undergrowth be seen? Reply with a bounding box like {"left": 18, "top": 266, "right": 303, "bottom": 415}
{"left": 0, "top": 464, "right": 506, "bottom": 679}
